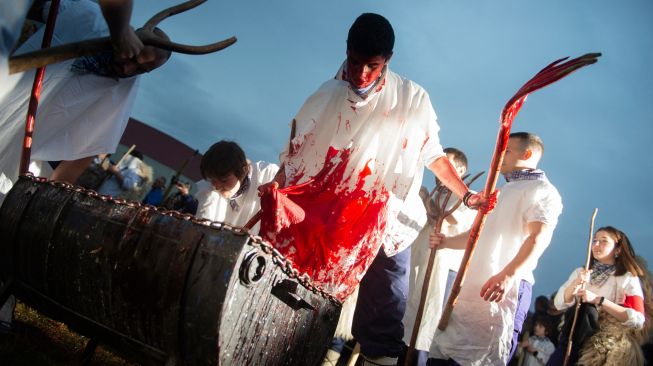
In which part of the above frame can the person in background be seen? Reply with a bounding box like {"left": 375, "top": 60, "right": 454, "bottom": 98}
{"left": 195, "top": 140, "right": 278, "bottom": 230}
{"left": 163, "top": 179, "right": 198, "bottom": 215}
{"left": 520, "top": 317, "right": 555, "bottom": 366}
{"left": 402, "top": 147, "right": 476, "bottom": 366}
{"left": 547, "top": 226, "right": 652, "bottom": 365}
{"left": 97, "top": 150, "right": 151, "bottom": 201}
{"left": 142, "top": 176, "right": 166, "bottom": 206}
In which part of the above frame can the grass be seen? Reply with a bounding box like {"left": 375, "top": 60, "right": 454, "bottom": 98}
{"left": 0, "top": 301, "right": 136, "bottom": 366}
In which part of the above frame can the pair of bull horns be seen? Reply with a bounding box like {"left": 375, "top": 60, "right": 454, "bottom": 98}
{"left": 9, "top": 0, "right": 236, "bottom": 74}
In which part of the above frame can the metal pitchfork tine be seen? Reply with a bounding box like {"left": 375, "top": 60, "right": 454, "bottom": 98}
{"left": 9, "top": 0, "right": 237, "bottom": 74}
{"left": 404, "top": 170, "right": 483, "bottom": 366}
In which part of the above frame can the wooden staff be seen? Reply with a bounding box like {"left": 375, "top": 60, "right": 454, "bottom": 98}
{"left": 162, "top": 149, "right": 199, "bottom": 203}
{"left": 438, "top": 53, "right": 601, "bottom": 331}
{"left": 404, "top": 172, "right": 483, "bottom": 366}
{"left": 95, "top": 144, "right": 136, "bottom": 190}
{"left": 19, "top": 0, "right": 61, "bottom": 175}
{"left": 563, "top": 208, "right": 598, "bottom": 366}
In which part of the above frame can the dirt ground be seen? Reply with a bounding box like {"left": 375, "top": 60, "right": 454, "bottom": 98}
{"left": 0, "top": 302, "right": 136, "bottom": 366}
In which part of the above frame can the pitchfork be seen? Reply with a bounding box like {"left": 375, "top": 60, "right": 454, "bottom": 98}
{"left": 403, "top": 171, "right": 483, "bottom": 366}
{"left": 9, "top": 0, "right": 237, "bottom": 74}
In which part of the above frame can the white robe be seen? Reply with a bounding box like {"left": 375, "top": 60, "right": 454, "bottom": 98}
{"left": 0, "top": 0, "right": 139, "bottom": 187}
{"left": 0, "top": 0, "right": 33, "bottom": 103}
{"left": 403, "top": 204, "right": 476, "bottom": 351}
{"left": 432, "top": 177, "right": 562, "bottom": 365}
{"left": 195, "top": 161, "right": 279, "bottom": 230}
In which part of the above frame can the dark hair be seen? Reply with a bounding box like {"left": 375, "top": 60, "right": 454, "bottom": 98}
{"left": 200, "top": 140, "right": 248, "bottom": 181}
{"left": 533, "top": 315, "right": 552, "bottom": 336}
{"left": 347, "top": 13, "right": 394, "bottom": 58}
{"left": 509, "top": 132, "right": 544, "bottom": 156}
{"left": 534, "top": 295, "right": 550, "bottom": 313}
{"left": 443, "top": 147, "right": 468, "bottom": 172}
{"left": 593, "top": 226, "right": 644, "bottom": 278}
{"left": 129, "top": 150, "right": 144, "bottom": 160}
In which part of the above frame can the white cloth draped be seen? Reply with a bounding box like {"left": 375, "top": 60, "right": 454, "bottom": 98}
{"left": 432, "top": 178, "right": 562, "bottom": 365}
{"left": 403, "top": 205, "right": 476, "bottom": 351}
{"left": 0, "top": 0, "right": 138, "bottom": 186}
{"left": 280, "top": 66, "right": 445, "bottom": 258}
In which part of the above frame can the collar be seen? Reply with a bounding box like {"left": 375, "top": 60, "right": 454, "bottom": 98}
{"left": 335, "top": 61, "right": 387, "bottom": 99}
{"left": 504, "top": 169, "right": 546, "bottom": 183}
{"left": 228, "top": 173, "right": 251, "bottom": 211}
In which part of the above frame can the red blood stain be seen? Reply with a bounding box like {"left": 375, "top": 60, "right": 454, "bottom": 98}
{"left": 260, "top": 147, "right": 389, "bottom": 300}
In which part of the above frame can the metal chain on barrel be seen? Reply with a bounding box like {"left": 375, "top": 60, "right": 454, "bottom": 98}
{"left": 25, "top": 174, "right": 342, "bottom": 306}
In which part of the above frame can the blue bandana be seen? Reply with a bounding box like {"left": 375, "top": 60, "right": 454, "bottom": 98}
{"left": 70, "top": 51, "right": 118, "bottom": 79}
{"left": 504, "top": 169, "right": 546, "bottom": 182}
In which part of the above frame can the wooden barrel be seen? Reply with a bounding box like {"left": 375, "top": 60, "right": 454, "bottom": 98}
{"left": 0, "top": 175, "right": 341, "bottom": 365}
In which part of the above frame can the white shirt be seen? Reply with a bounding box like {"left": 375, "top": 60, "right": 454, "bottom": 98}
{"left": 97, "top": 155, "right": 146, "bottom": 198}
{"left": 554, "top": 267, "right": 645, "bottom": 329}
{"left": 195, "top": 161, "right": 279, "bottom": 230}
{"left": 403, "top": 204, "right": 476, "bottom": 351}
{"left": 432, "top": 177, "right": 562, "bottom": 365}
{"left": 273, "top": 67, "right": 445, "bottom": 300}
{"left": 522, "top": 335, "right": 555, "bottom": 366}
{"left": 0, "top": 0, "right": 139, "bottom": 185}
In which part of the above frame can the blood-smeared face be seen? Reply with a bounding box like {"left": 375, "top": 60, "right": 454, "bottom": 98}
{"left": 346, "top": 49, "right": 388, "bottom": 89}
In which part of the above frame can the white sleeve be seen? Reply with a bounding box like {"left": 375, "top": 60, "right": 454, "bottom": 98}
{"left": 419, "top": 92, "right": 445, "bottom": 167}
{"left": 255, "top": 162, "right": 280, "bottom": 186}
{"left": 536, "top": 339, "right": 556, "bottom": 364}
{"left": 120, "top": 169, "right": 142, "bottom": 191}
{"left": 554, "top": 268, "right": 582, "bottom": 310}
{"left": 621, "top": 274, "right": 646, "bottom": 329}
{"left": 194, "top": 179, "right": 218, "bottom": 221}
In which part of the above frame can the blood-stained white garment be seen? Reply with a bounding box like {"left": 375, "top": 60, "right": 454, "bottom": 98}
{"left": 432, "top": 177, "right": 562, "bottom": 365}
{"left": 403, "top": 204, "right": 475, "bottom": 351}
{"left": 195, "top": 161, "right": 279, "bottom": 230}
{"left": 271, "top": 66, "right": 445, "bottom": 300}
{"left": 0, "top": 0, "right": 138, "bottom": 185}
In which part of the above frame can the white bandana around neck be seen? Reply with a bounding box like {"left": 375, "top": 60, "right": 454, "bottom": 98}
{"left": 335, "top": 61, "right": 387, "bottom": 99}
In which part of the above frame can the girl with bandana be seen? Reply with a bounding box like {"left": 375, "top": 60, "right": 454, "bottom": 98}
{"left": 547, "top": 226, "right": 652, "bottom": 365}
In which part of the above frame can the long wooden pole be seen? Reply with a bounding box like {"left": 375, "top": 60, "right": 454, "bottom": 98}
{"left": 162, "top": 149, "right": 199, "bottom": 203}
{"left": 94, "top": 144, "right": 136, "bottom": 190}
{"left": 404, "top": 172, "right": 483, "bottom": 366}
{"left": 438, "top": 53, "right": 601, "bottom": 330}
{"left": 563, "top": 208, "right": 598, "bottom": 366}
{"left": 19, "top": 0, "right": 61, "bottom": 175}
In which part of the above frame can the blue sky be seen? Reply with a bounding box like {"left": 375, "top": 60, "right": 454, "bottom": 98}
{"left": 130, "top": 0, "right": 653, "bottom": 300}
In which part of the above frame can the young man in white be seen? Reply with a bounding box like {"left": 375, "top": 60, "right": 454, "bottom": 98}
{"left": 403, "top": 147, "right": 476, "bottom": 365}
{"left": 430, "top": 132, "right": 563, "bottom": 365}
{"left": 195, "top": 140, "right": 278, "bottom": 230}
{"left": 259, "top": 14, "right": 490, "bottom": 366}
